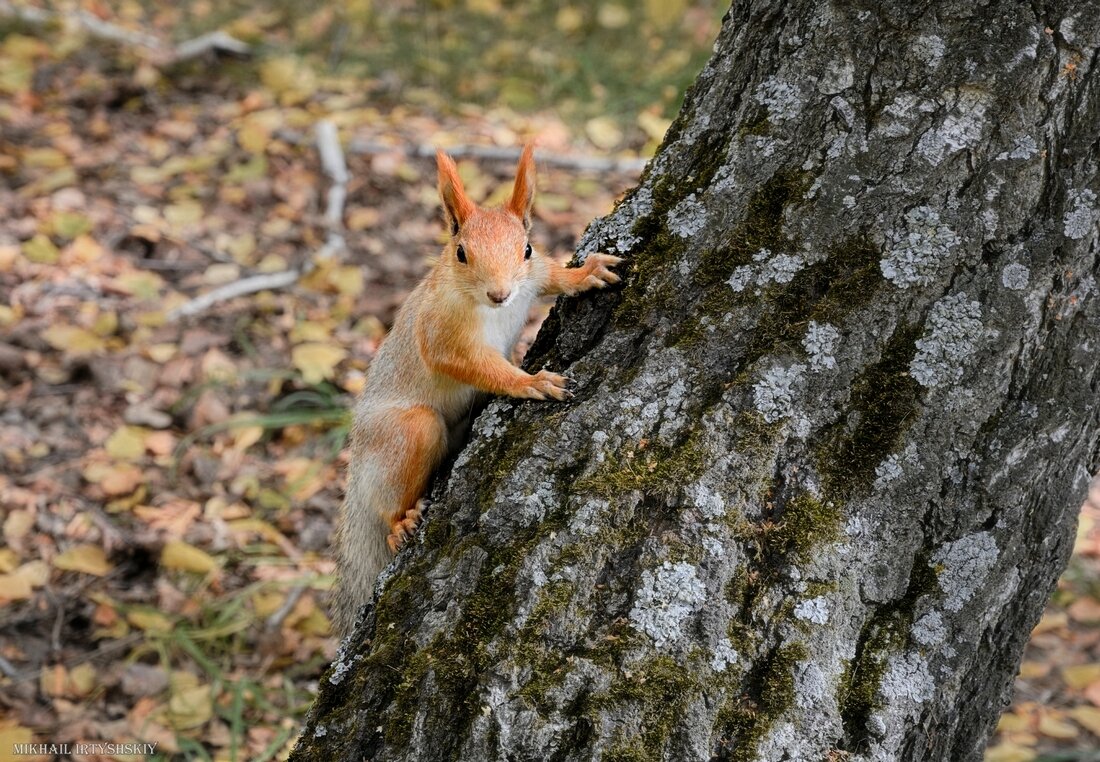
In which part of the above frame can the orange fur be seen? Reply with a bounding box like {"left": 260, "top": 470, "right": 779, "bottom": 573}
{"left": 332, "top": 144, "right": 623, "bottom": 636}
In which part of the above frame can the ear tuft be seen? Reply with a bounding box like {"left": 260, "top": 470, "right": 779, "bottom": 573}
{"left": 437, "top": 150, "right": 476, "bottom": 234}
{"left": 506, "top": 143, "right": 537, "bottom": 229}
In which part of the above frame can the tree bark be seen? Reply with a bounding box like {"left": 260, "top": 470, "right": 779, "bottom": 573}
{"left": 292, "top": 1, "right": 1100, "bottom": 760}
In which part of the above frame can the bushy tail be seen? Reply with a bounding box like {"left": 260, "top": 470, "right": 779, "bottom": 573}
{"left": 331, "top": 463, "right": 395, "bottom": 638}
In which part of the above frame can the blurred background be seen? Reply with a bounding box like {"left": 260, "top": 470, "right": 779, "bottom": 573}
{"left": 0, "top": 2, "right": 1097, "bottom": 760}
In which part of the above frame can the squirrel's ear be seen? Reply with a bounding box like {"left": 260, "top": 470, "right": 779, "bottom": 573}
{"left": 436, "top": 150, "right": 475, "bottom": 236}
{"left": 506, "top": 144, "right": 536, "bottom": 230}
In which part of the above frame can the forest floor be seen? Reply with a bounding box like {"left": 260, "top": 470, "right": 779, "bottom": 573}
{"left": 0, "top": 4, "right": 1098, "bottom": 761}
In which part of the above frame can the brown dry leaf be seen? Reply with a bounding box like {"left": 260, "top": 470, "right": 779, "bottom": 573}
{"left": 101, "top": 464, "right": 145, "bottom": 496}
{"left": 1068, "top": 595, "right": 1100, "bottom": 623}
{"left": 40, "top": 664, "right": 68, "bottom": 697}
{"left": 1031, "top": 611, "right": 1068, "bottom": 635}
{"left": 53, "top": 544, "right": 112, "bottom": 576}
{"left": 1086, "top": 679, "right": 1100, "bottom": 708}
{"left": 161, "top": 541, "right": 219, "bottom": 575}
{"left": 0, "top": 560, "right": 50, "bottom": 601}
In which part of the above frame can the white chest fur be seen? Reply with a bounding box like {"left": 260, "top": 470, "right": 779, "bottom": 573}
{"left": 478, "top": 285, "right": 537, "bottom": 356}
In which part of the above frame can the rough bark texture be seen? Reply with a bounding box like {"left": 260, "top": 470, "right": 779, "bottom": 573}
{"left": 293, "top": 2, "right": 1100, "bottom": 760}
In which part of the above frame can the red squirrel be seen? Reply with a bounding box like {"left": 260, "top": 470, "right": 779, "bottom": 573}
{"left": 333, "top": 146, "right": 622, "bottom": 635}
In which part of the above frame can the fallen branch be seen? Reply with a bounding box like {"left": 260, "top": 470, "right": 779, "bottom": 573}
{"left": 166, "top": 120, "right": 348, "bottom": 322}
{"left": 0, "top": 0, "right": 250, "bottom": 64}
{"left": 276, "top": 130, "right": 650, "bottom": 174}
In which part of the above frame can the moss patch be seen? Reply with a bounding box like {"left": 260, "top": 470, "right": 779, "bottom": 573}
{"left": 575, "top": 428, "right": 706, "bottom": 499}
{"left": 817, "top": 320, "right": 924, "bottom": 499}
{"left": 595, "top": 654, "right": 699, "bottom": 759}
{"left": 713, "top": 642, "right": 809, "bottom": 762}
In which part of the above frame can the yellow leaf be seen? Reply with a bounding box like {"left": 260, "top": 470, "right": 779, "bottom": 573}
{"left": 23, "top": 147, "right": 68, "bottom": 168}
{"left": 996, "top": 710, "right": 1031, "bottom": 734}
{"left": 292, "top": 342, "right": 347, "bottom": 385}
{"left": 106, "top": 426, "right": 147, "bottom": 461}
{"left": 161, "top": 541, "right": 219, "bottom": 575}
{"left": 53, "top": 544, "right": 112, "bottom": 576}
{"left": 1070, "top": 705, "right": 1100, "bottom": 737}
{"left": 127, "top": 608, "right": 173, "bottom": 633}
{"left": 146, "top": 343, "right": 178, "bottom": 363}
{"left": 164, "top": 201, "right": 203, "bottom": 227}
{"left": 0, "top": 548, "right": 16, "bottom": 572}
{"left": 68, "top": 663, "right": 96, "bottom": 697}
{"left": 1037, "top": 710, "right": 1079, "bottom": 739}
{"left": 252, "top": 591, "right": 284, "bottom": 618}
{"left": 167, "top": 684, "right": 213, "bottom": 730}
{"left": 0, "top": 725, "right": 34, "bottom": 754}
{"left": 638, "top": 111, "right": 672, "bottom": 143}
{"left": 3, "top": 508, "right": 34, "bottom": 543}
{"left": 42, "top": 324, "right": 106, "bottom": 354}
{"left": 238, "top": 121, "right": 271, "bottom": 154}
{"left": 984, "top": 743, "right": 1036, "bottom": 762}
{"left": 555, "top": 6, "right": 584, "bottom": 33}
{"left": 596, "top": 3, "right": 630, "bottom": 28}
{"left": 1063, "top": 663, "right": 1100, "bottom": 690}
{"left": 22, "top": 233, "right": 59, "bottom": 264}
{"left": 203, "top": 263, "right": 241, "bottom": 285}
{"left": 585, "top": 116, "right": 623, "bottom": 150}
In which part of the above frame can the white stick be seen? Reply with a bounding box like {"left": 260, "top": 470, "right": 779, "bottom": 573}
{"left": 274, "top": 129, "right": 650, "bottom": 174}
{"left": 0, "top": 1, "right": 250, "bottom": 63}
{"left": 166, "top": 120, "right": 348, "bottom": 322}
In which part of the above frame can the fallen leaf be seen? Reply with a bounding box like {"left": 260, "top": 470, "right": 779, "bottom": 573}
{"left": 106, "top": 426, "right": 147, "bottom": 461}
{"left": 585, "top": 116, "right": 622, "bottom": 150}
{"left": 1037, "top": 709, "right": 1078, "bottom": 739}
{"left": 291, "top": 342, "right": 347, "bottom": 385}
{"left": 984, "top": 742, "right": 1036, "bottom": 762}
{"left": 53, "top": 544, "right": 112, "bottom": 576}
{"left": 42, "top": 324, "right": 105, "bottom": 354}
{"left": 1070, "top": 706, "right": 1100, "bottom": 737}
{"left": 161, "top": 541, "right": 219, "bottom": 575}
{"left": 1062, "top": 663, "right": 1100, "bottom": 690}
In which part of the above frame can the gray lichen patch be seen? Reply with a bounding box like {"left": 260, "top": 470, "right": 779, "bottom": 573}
{"left": 931, "top": 531, "right": 999, "bottom": 613}
{"left": 880, "top": 652, "right": 935, "bottom": 704}
{"left": 915, "top": 89, "right": 992, "bottom": 166}
{"left": 802, "top": 321, "right": 840, "bottom": 372}
{"left": 793, "top": 596, "right": 830, "bottom": 625}
{"left": 667, "top": 193, "right": 708, "bottom": 238}
{"left": 710, "top": 637, "right": 740, "bottom": 672}
{"left": 753, "top": 363, "right": 806, "bottom": 423}
{"left": 1001, "top": 262, "right": 1031, "bottom": 290}
{"left": 754, "top": 76, "right": 805, "bottom": 122}
{"left": 1063, "top": 188, "right": 1097, "bottom": 240}
{"left": 628, "top": 561, "right": 707, "bottom": 649}
{"left": 910, "top": 292, "right": 983, "bottom": 388}
{"left": 880, "top": 206, "right": 961, "bottom": 288}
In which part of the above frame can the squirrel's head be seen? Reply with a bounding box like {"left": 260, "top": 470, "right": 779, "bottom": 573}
{"left": 435, "top": 145, "right": 538, "bottom": 308}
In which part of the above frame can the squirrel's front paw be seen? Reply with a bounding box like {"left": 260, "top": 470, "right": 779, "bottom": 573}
{"left": 581, "top": 253, "right": 623, "bottom": 290}
{"left": 521, "top": 369, "right": 571, "bottom": 401}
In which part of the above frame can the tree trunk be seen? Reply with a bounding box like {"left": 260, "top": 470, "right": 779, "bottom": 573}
{"left": 292, "top": 1, "right": 1100, "bottom": 760}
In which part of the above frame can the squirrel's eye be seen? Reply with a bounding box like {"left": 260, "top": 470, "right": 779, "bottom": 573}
{"left": 456, "top": 244, "right": 467, "bottom": 264}
{"left": 524, "top": 242, "right": 533, "bottom": 260}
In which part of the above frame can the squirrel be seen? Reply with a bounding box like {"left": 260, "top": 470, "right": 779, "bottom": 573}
{"left": 332, "top": 145, "right": 622, "bottom": 636}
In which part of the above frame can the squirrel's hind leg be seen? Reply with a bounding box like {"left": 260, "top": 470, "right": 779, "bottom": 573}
{"left": 385, "top": 405, "right": 447, "bottom": 552}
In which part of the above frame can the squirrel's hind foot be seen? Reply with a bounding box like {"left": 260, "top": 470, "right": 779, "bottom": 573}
{"left": 386, "top": 499, "right": 427, "bottom": 553}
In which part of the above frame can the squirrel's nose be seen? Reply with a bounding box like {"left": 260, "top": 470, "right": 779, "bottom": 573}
{"left": 487, "top": 289, "right": 511, "bottom": 305}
